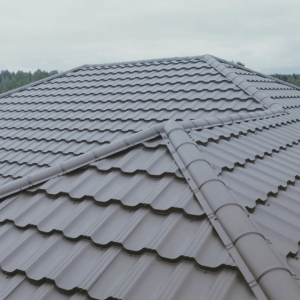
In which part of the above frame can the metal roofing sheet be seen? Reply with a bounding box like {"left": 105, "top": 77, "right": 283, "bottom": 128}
{"left": 252, "top": 81, "right": 294, "bottom": 90}
{"left": 0, "top": 161, "right": 46, "bottom": 180}
{"left": 32, "top": 74, "right": 233, "bottom": 90}
{"left": 90, "top": 147, "right": 181, "bottom": 177}
{"left": 0, "top": 127, "right": 126, "bottom": 144}
{"left": 0, "top": 105, "right": 262, "bottom": 122}
{"left": 29, "top": 168, "right": 203, "bottom": 216}
{"left": 0, "top": 148, "right": 74, "bottom": 166}
{"left": 51, "top": 70, "right": 222, "bottom": 83}
{"left": 194, "top": 118, "right": 300, "bottom": 173}
{"left": 0, "top": 194, "right": 233, "bottom": 268}
{"left": 0, "top": 97, "right": 257, "bottom": 112}
{"left": 250, "top": 180, "right": 300, "bottom": 257}
{"left": 0, "top": 118, "right": 154, "bottom": 132}
{"left": 0, "top": 271, "right": 89, "bottom": 300}
{"left": 13, "top": 81, "right": 242, "bottom": 97}
{"left": 187, "top": 114, "right": 300, "bottom": 210}
{"left": 258, "top": 89, "right": 300, "bottom": 98}
{"left": 1, "top": 89, "right": 252, "bottom": 104}
{"left": 0, "top": 55, "right": 300, "bottom": 299}
{"left": 0, "top": 224, "right": 256, "bottom": 300}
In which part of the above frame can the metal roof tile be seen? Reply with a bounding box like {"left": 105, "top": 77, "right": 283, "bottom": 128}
{"left": 0, "top": 55, "right": 300, "bottom": 298}
{"left": 0, "top": 224, "right": 255, "bottom": 300}
{"left": 30, "top": 168, "right": 203, "bottom": 216}
{"left": 0, "top": 194, "right": 234, "bottom": 268}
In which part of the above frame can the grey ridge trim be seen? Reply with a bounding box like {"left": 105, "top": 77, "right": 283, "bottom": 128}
{"left": 213, "top": 55, "right": 300, "bottom": 92}
{"left": 162, "top": 121, "right": 300, "bottom": 300}
{"left": 0, "top": 65, "right": 89, "bottom": 99}
{"left": 0, "top": 108, "right": 286, "bottom": 200}
{"left": 203, "top": 55, "right": 284, "bottom": 111}
{"left": 85, "top": 55, "right": 205, "bottom": 68}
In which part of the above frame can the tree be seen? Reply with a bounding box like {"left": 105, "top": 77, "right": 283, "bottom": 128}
{"left": 231, "top": 60, "right": 245, "bottom": 67}
{"left": 0, "top": 69, "right": 59, "bottom": 94}
{"left": 236, "top": 61, "right": 245, "bottom": 67}
{"left": 270, "top": 73, "right": 300, "bottom": 88}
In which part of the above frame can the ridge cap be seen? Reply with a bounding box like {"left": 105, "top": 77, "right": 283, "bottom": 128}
{"left": 203, "top": 54, "right": 285, "bottom": 111}
{"left": 85, "top": 55, "right": 205, "bottom": 69}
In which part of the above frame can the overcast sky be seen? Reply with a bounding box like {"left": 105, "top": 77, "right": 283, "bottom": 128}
{"left": 1, "top": 0, "right": 299, "bottom": 74}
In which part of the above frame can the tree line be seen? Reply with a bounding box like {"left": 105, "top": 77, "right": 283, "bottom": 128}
{"left": 270, "top": 74, "right": 300, "bottom": 87}
{"left": 0, "top": 69, "right": 58, "bottom": 94}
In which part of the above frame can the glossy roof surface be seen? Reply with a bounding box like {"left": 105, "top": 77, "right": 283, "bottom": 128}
{"left": 0, "top": 55, "right": 300, "bottom": 299}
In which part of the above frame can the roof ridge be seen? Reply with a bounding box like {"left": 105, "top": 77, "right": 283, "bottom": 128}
{"left": 203, "top": 55, "right": 284, "bottom": 111}
{"left": 212, "top": 55, "right": 300, "bottom": 92}
{"left": 0, "top": 108, "right": 285, "bottom": 201}
{"left": 0, "top": 64, "right": 89, "bottom": 99}
{"left": 85, "top": 55, "right": 205, "bottom": 68}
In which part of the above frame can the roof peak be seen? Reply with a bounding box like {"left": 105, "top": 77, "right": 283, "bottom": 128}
{"left": 85, "top": 55, "right": 205, "bottom": 69}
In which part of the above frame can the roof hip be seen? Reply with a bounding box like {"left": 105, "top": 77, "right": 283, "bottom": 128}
{"left": 203, "top": 55, "right": 285, "bottom": 111}
{"left": 162, "top": 120, "right": 300, "bottom": 300}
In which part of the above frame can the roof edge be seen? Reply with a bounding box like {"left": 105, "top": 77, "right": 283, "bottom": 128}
{"left": 212, "top": 55, "right": 300, "bottom": 92}
{"left": 0, "top": 108, "right": 286, "bottom": 201}
{"left": 0, "top": 64, "right": 89, "bottom": 99}
{"left": 203, "top": 55, "right": 284, "bottom": 111}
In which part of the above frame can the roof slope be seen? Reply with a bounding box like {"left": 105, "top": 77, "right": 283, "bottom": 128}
{"left": 0, "top": 55, "right": 300, "bottom": 299}
{"left": 0, "top": 55, "right": 266, "bottom": 186}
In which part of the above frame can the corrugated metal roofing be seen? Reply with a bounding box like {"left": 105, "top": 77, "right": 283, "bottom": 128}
{"left": 0, "top": 54, "right": 300, "bottom": 299}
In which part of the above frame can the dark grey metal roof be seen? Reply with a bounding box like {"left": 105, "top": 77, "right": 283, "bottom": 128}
{"left": 0, "top": 54, "right": 300, "bottom": 299}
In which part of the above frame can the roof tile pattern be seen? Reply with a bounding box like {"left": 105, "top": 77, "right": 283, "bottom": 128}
{"left": 227, "top": 66, "right": 300, "bottom": 108}
{"left": 0, "top": 55, "right": 300, "bottom": 299}
{"left": 0, "top": 56, "right": 265, "bottom": 185}
{"left": 0, "top": 150, "right": 257, "bottom": 299}
{"left": 0, "top": 227, "right": 254, "bottom": 300}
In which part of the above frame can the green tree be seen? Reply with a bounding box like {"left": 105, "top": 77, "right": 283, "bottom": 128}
{"left": 231, "top": 61, "right": 245, "bottom": 67}
{"left": 270, "top": 73, "right": 300, "bottom": 87}
{"left": 0, "top": 69, "right": 59, "bottom": 94}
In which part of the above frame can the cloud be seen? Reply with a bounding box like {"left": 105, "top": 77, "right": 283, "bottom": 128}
{"left": 0, "top": 0, "right": 299, "bottom": 74}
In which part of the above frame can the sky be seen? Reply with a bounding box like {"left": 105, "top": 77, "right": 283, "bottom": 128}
{"left": 1, "top": 0, "right": 299, "bottom": 74}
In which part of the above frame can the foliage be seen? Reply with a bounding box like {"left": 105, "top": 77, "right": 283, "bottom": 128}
{"left": 0, "top": 69, "right": 58, "bottom": 94}
{"left": 236, "top": 61, "right": 245, "bottom": 67}
{"left": 231, "top": 61, "right": 245, "bottom": 67}
{"left": 270, "top": 73, "right": 300, "bottom": 87}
